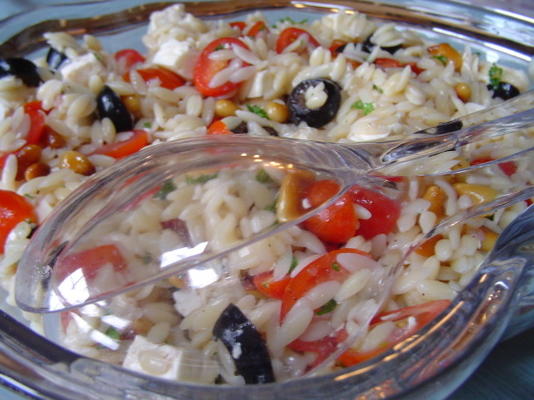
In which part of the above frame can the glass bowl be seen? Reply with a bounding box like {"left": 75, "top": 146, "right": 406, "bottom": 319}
{"left": 0, "top": 1, "right": 533, "bottom": 399}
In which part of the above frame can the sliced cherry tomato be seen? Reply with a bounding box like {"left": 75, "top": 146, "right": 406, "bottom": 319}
{"left": 125, "top": 67, "right": 185, "bottom": 90}
{"left": 24, "top": 101, "right": 46, "bottom": 145}
{"left": 276, "top": 27, "right": 320, "bottom": 54}
{"left": 55, "top": 244, "right": 127, "bottom": 282}
{"left": 289, "top": 329, "right": 348, "bottom": 368}
{"left": 374, "top": 58, "right": 423, "bottom": 75}
{"left": 329, "top": 40, "right": 347, "bottom": 55}
{"left": 348, "top": 186, "right": 401, "bottom": 239}
{"left": 91, "top": 129, "right": 149, "bottom": 159}
{"left": 0, "top": 190, "right": 36, "bottom": 254}
{"left": 114, "top": 49, "right": 145, "bottom": 72}
{"left": 247, "top": 21, "right": 268, "bottom": 37}
{"left": 207, "top": 119, "right": 233, "bottom": 135}
{"left": 229, "top": 21, "right": 246, "bottom": 31}
{"left": 194, "top": 37, "right": 250, "bottom": 97}
{"left": 281, "top": 248, "right": 371, "bottom": 320}
{"left": 338, "top": 300, "right": 450, "bottom": 367}
{"left": 253, "top": 272, "right": 290, "bottom": 299}
{"left": 302, "top": 180, "right": 359, "bottom": 244}
{"left": 471, "top": 157, "right": 517, "bottom": 177}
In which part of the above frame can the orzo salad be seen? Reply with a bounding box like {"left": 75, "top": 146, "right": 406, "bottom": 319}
{"left": 0, "top": 4, "right": 533, "bottom": 385}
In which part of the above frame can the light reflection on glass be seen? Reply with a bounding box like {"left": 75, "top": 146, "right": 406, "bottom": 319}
{"left": 160, "top": 241, "right": 208, "bottom": 269}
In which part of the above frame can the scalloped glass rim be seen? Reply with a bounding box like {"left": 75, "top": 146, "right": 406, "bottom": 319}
{"left": 0, "top": 1, "right": 533, "bottom": 399}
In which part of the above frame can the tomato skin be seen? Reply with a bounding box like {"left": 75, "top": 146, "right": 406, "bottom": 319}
{"left": 24, "top": 101, "right": 47, "bottom": 145}
{"left": 289, "top": 329, "right": 348, "bottom": 368}
{"left": 55, "top": 244, "right": 127, "bottom": 282}
{"left": 91, "top": 129, "right": 149, "bottom": 159}
{"left": 338, "top": 300, "right": 450, "bottom": 367}
{"left": 247, "top": 21, "right": 267, "bottom": 37}
{"left": 280, "top": 248, "right": 371, "bottom": 320}
{"left": 229, "top": 21, "right": 246, "bottom": 31}
{"left": 0, "top": 190, "right": 36, "bottom": 254}
{"left": 348, "top": 186, "right": 401, "bottom": 239}
{"left": 207, "top": 119, "right": 233, "bottom": 135}
{"left": 374, "top": 58, "right": 423, "bottom": 75}
{"left": 193, "top": 37, "right": 250, "bottom": 97}
{"left": 276, "top": 27, "right": 320, "bottom": 54}
{"left": 471, "top": 157, "right": 517, "bottom": 177}
{"left": 114, "top": 49, "right": 145, "bottom": 72}
{"left": 126, "top": 67, "right": 185, "bottom": 90}
{"left": 302, "top": 180, "right": 359, "bottom": 244}
{"left": 253, "top": 272, "right": 290, "bottom": 299}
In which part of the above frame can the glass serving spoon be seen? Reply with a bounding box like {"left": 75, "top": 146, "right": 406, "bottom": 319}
{"left": 14, "top": 91, "right": 534, "bottom": 314}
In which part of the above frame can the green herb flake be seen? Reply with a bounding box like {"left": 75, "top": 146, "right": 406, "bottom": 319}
{"left": 489, "top": 64, "right": 503, "bottom": 89}
{"left": 138, "top": 252, "right": 154, "bottom": 265}
{"left": 105, "top": 327, "right": 120, "bottom": 340}
{"left": 351, "top": 100, "right": 375, "bottom": 116}
{"left": 264, "top": 199, "right": 277, "bottom": 213}
{"left": 315, "top": 299, "right": 338, "bottom": 315}
{"left": 331, "top": 262, "right": 341, "bottom": 272}
{"left": 143, "top": 121, "right": 152, "bottom": 129}
{"left": 153, "top": 180, "right": 176, "bottom": 200}
{"left": 92, "top": 51, "right": 105, "bottom": 64}
{"left": 247, "top": 104, "right": 269, "bottom": 119}
{"left": 214, "top": 44, "right": 225, "bottom": 51}
{"left": 256, "top": 168, "right": 274, "bottom": 184}
{"left": 432, "top": 55, "right": 448, "bottom": 66}
{"left": 185, "top": 173, "right": 218, "bottom": 185}
{"left": 372, "top": 84, "right": 384, "bottom": 94}
{"left": 288, "top": 256, "right": 298, "bottom": 273}
{"left": 23, "top": 193, "right": 35, "bottom": 200}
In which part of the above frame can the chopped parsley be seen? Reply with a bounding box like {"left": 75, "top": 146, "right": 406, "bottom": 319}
{"left": 214, "top": 44, "right": 225, "bottom": 51}
{"left": 185, "top": 173, "right": 218, "bottom": 185}
{"left": 432, "top": 55, "right": 448, "bottom": 66}
{"left": 351, "top": 100, "right": 375, "bottom": 116}
{"left": 247, "top": 104, "right": 269, "bottom": 119}
{"left": 23, "top": 193, "right": 35, "bottom": 200}
{"left": 288, "top": 256, "right": 298, "bottom": 273}
{"left": 105, "top": 327, "right": 120, "bottom": 340}
{"left": 331, "top": 262, "right": 341, "bottom": 272}
{"left": 372, "top": 84, "right": 383, "bottom": 94}
{"left": 273, "top": 17, "right": 308, "bottom": 27}
{"left": 256, "top": 168, "right": 274, "bottom": 184}
{"left": 315, "top": 299, "right": 338, "bottom": 315}
{"left": 138, "top": 252, "right": 154, "bottom": 264}
{"left": 153, "top": 180, "right": 176, "bottom": 200}
{"left": 489, "top": 64, "right": 503, "bottom": 90}
{"left": 264, "top": 199, "right": 277, "bottom": 213}
{"left": 143, "top": 121, "right": 152, "bottom": 129}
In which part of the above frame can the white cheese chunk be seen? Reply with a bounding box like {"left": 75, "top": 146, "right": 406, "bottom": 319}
{"left": 152, "top": 39, "right": 198, "bottom": 80}
{"left": 122, "top": 336, "right": 218, "bottom": 383}
{"left": 60, "top": 53, "right": 105, "bottom": 86}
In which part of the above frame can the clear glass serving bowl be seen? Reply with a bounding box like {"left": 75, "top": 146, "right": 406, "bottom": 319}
{"left": 0, "top": 1, "right": 533, "bottom": 399}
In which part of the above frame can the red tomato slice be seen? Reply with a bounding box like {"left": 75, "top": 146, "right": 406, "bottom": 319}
{"left": 329, "top": 39, "right": 346, "bottom": 55}
{"left": 348, "top": 186, "right": 401, "bottom": 239}
{"left": 280, "top": 248, "right": 371, "bottom": 320}
{"left": 193, "top": 37, "right": 250, "bottom": 97}
{"left": 207, "top": 120, "right": 233, "bottom": 135}
{"left": 253, "top": 272, "right": 290, "bottom": 299}
{"left": 338, "top": 300, "right": 450, "bottom": 367}
{"left": 302, "top": 180, "right": 359, "bottom": 244}
{"left": 247, "top": 21, "right": 268, "bottom": 37}
{"left": 276, "top": 27, "right": 320, "bottom": 54}
{"left": 55, "top": 244, "right": 127, "bottom": 282}
{"left": 0, "top": 190, "right": 36, "bottom": 253}
{"left": 24, "top": 101, "right": 46, "bottom": 145}
{"left": 114, "top": 49, "right": 145, "bottom": 72}
{"left": 91, "top": 129, "right": 149, "bottom": 159}
{"left": 471, "top": 157, "right": 517, "bottom": 177}
{"left": 374, "top": 58, "right": 423, "bottom": 75}
{"left": 229, "top": 21, "right": 246, "bottom": 31}
{"left": 131, "top": 67, "right": 185, "bottom": 90}
{"left": 289, "top": 329, "right": 348, "bottom": 368}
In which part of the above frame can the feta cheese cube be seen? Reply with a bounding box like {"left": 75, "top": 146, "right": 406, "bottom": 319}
{"left": 152, "top": 39, "right": 198, "bottom": 80}
{"left": 60, "top": 53, "right": 105, "bottom": 86}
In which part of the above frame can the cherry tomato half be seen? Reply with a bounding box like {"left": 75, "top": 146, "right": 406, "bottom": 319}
{"left": 348, "top": 186, "right": 401, "bottom": 239}
{"left": 125, "top": 67, "right": 185, "bottom": 90}
{"left": 0, "top": 190, "right": 36, "bottom": 253}
{"left": 24, "top": 101, "right": 46, "bottom": 145}
{"left": 471, "top": 157, "right": 517, "bottom": 177}
{"left": 247, "top": 21, "right": 268, "bottom": 37}
{"left": 193, "top": 37, "right": 250, "bottom": 97}
{"left": 114, "top": 49, "right": 145, "bottom": 72}
{"left": 207, "top": 119, "right": 233, "bottom": 135}
{"left": 302, "top": 180, "right": 359, "bottom": 244}
{"left": 276, "top": 27, "right": 320, "bottom": 54}
{"left": 280, "top": 248, "right": 371, "bottom": 320}
{"left": 253, "top": 272, "right": 290, "bottom": 299}
{"left": 91, "top": 129, "right": 149, "bottom": 159}
{"left": 374, "top": 58, "right": 424, "bottom": 75}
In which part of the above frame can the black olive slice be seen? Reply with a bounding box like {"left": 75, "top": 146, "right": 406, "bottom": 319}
{"left": 213, "top": 303, "right": 275, "bottom": 384}
{"left": 361, "top": 36, "right": 401, "bottom": 55}
{"left": 231, "top": 121, "right": 248, "bottom": 134}
{"left": 46, "top": 48, "right": 68, "bottom": 70}
{"left": 0, "top": 58, "right": 42, "bottom": 87}
{"left": 487, "top": 82, "right": 520, "bottom": 100}
{"left": 96, "top": 86, "right": 133, "bottom": 133}
{"left": 287, "top": 78, "right": 341, "bottom": 128}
